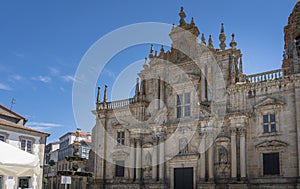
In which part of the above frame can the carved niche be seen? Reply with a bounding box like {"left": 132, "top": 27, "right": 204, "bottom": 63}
{"left": 143, "top": 144, "right": 153, "bottom": 180}
{"left": 215, "top": 136, "right": 231, "bottom": 178}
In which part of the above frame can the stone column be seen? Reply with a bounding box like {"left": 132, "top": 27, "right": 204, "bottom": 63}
{"left": 239, "top": 128, "right": 246, "bottom": 178}
{"left": 160, "top": 78, "right": 164, "bottom": 108}
{"left": 136, "top": 138, "right": 142, "bottom": 180}
{"left": 129, "top": 138, "right": 135, "bottom": 180}
{"left": 208, "top": 144, "right": 214, "bottom": 179}
{"left": 152, "top": 139, "right": 158, "bottom": 181}
{"left": 159, "top": 138, "right": 165, "bottom": 181}
{"left": 231, "top": 128, "right": 237, "bottom": 178}
{"left": 199, "top": 133, "right": 206, "bottom": 179}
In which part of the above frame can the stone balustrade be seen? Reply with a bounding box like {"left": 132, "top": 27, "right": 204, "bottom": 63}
{"left": 246, "top": 69, "right": 283, "bottom": 83}
{"left": 97, "top": 98, "right": 136, "bottom": 110}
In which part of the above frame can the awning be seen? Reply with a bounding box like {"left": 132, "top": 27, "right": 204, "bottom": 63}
{"left": 0, "top": 141, "right": 39, "bottom": 176}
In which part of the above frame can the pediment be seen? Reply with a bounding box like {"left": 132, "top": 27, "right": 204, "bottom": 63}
{"left": 215, "top": 136, "right": 230, "bottom": 143}
{"left": 255, "top": 140, "right": 287, "bottom": 152}
{"left": 254, "top": 97, "right": 285, "bottom": 109}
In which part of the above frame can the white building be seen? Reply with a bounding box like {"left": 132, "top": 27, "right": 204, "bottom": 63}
{"left": 44, "top": 130, "right": 91, "bottom": 189}
{"left": 0, "top": 104, "right": 49, "bottom": 189}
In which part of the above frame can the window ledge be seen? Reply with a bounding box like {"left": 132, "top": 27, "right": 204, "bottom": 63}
{"left": 262, "top": 174, "right": 282, "bottom": 178}
{"left": 259, "top": 132, "right": 281, "bottom": 138}
{"left": 114, "top": 144, "right": 126, "bottom": 149}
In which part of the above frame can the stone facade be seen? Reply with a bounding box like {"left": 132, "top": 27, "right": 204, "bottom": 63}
{"left": 90, "top": 3, "right": 300, "bottom": 189}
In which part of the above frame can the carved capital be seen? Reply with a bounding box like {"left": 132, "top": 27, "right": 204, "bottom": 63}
{"left": 135, "top": 138, "right": 143, "bottom": 146}
{"left": 129, "top": 138, "right": 136, "bottom": 146}
{"left": 238, "top": 127, "right": 246, "bottom": 136}
{"left": 230, "top": 127, "right": 237, "bottom": 136}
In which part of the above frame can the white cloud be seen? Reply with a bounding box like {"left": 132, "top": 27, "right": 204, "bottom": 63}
{"left": 31, "top": 76, "right": 51, "bottom": 83}
{"left": 9, "top": 74, "right": 23, "bottom": 81}
{"left": 0, "top": 83, "right": 12, "bottom": 91}
{"left": 61, "top": 75, "right": 76, "bottom": 82}
{"left": 103, "top": 68, "right": 116, "bottom": 78}
{"left": 49, "top": 67, "right": 60, "bottom": 76}
{"left": 26, "top": 122, "right": 63, "bottom": 131}
{"left": 13, "top": 52, "right": 25, "bottom": 58}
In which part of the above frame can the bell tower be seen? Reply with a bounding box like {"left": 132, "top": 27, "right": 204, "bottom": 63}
{"left": 282, "top": 1, "right": 300, "bottom": 75}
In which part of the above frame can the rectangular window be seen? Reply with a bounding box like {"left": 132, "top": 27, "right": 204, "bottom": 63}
{"left": 177, "top": 93, "right": 191, "bottom": 118}
{"left": 27, "top": 141, "right": 32, "bottom": 153}
{"left": 117, "top": 131, "right": 125, "bottom": 145}
{"left": 18, "top": 177, "right": 30, "bottom": 189}
{"left": 21, "top": 140, "right": 26, "bottom": 151}
{"left": 184, "top": 106, "right": 190, "bottom": 117}
{"left": 115, "top": 160, "right": 125, "bottom": 177}
{"left": 263, "top": 153, "right": 280, "bottom": 175}
{"left": 263, "top": 114, "right": 276, "bottom": 133}
{"left": 21, "top": 139, "right": 33, "bottom": 153}
{"left": 0, "top": 136, "right": 4, "bottom": 142}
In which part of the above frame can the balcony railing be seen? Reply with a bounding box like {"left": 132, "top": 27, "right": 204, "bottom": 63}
{"left": 246, "top": 69, "right": 284, "bottom": 83}
{"left": 97, "top": 98, "right": 136, "bottom": 110}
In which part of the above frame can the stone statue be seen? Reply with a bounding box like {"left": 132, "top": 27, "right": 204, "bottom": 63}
{"left": 179, "top": 138, "right": 188, "bottom": 154}
{"left": 145, "top": 151, "right": 152, "bottom": 166}
{"left": 219, "top": 147, "right": 228, "bottom": 164}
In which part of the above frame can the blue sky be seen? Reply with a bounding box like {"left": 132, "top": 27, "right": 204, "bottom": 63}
{"left": 0, "top": 0, "right": 296, "bottom": 142}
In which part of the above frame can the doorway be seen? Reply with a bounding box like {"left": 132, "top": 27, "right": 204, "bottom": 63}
{"left": 174, "top": 167, "right": 193, "bottom": 189}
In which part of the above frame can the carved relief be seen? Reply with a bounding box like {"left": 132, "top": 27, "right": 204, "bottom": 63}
{"left": 111, "top": 150, "right": 129, "bottom": 159}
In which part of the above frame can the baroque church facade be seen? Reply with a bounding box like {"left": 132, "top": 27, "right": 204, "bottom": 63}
{"left": 89, "top": 2, "right": 300, "bottom": 189}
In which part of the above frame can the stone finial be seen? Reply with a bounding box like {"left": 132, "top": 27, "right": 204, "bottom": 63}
{"left": 230, "top": 33, "right": 237, "bottom": 49}
{"left": 103, "top": 85, "right": 108, "bottom": 102}
{"left": 135, "top": 78, "right": 140, "bottom": 97}
{"left": 149, "top": 44, "right": 154, "bottom": 59}
{"left": 201, "top": 33, "right": 206, "bottom": 45}
{"left": 160, "top": 45, "right": 164, "bottom": 53}
{"left": 159, "top": 45, "right": 165, "bottom": 58}
{"left": 191, "top": 17, "right": 195, "bottom": 25}
{"left": 208, "top": 35, "right": 214, "bottom": 49}
{"left": 219, "top": 23, "right": 227, "bottom": 50}
{"left": 96, "top": 86, "right": 101, "bottom": 103}
{"left": 143, "top": 57, "right": 149, "bottom": 69}
{"left": 179, "top": 6, "right": 187, "bottom": 26}
{"left": 239, "top": 54, "right": 243, "bottom": 73}
{"left": 220, "top": 23, "right": 225, "bottom": 33}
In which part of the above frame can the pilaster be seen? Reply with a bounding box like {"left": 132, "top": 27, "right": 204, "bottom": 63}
{"left": 230, "top": 127, "right": 237, "bottom": 179}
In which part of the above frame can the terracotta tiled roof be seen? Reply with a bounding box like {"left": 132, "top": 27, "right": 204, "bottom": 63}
{"left": 0, "top": 104, "right": 27, "bottom": 123}
{"left": 0, "top": 118, "right": 49, "bottom": 136}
